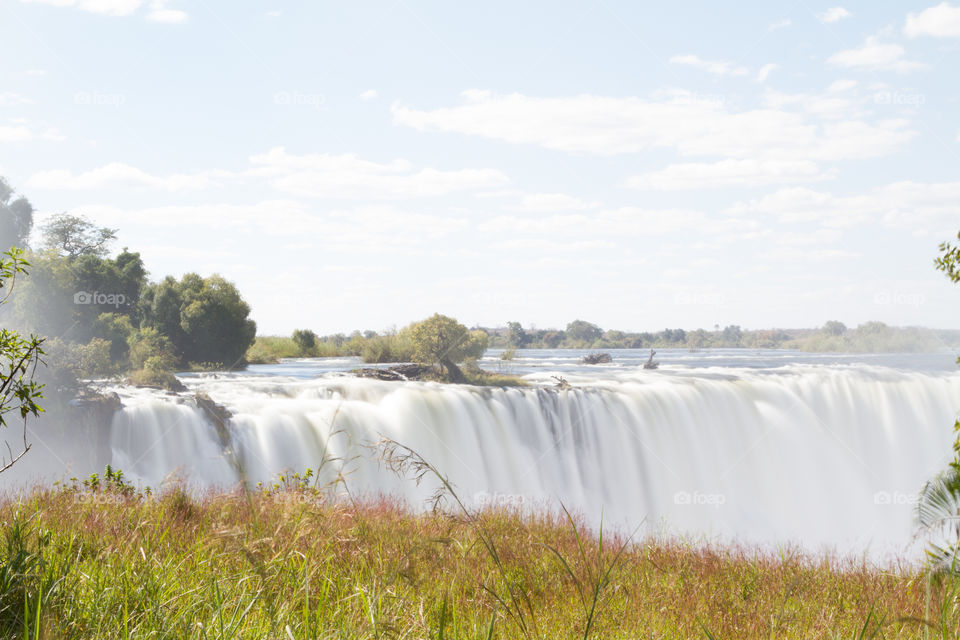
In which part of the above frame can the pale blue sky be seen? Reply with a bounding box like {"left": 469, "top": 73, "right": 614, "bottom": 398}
{"left": 2, "top": 0, "right": 959, "bottom": 334}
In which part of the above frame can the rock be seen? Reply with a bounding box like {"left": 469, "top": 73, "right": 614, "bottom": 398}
{"left": 353, "top": 364, "right": 434, "bottom": 381}
{"left": 582, "top": 352, "right": 613, "bottom": 364}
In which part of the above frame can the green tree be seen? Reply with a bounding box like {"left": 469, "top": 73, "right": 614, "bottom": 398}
{"left": 408, "top": 314, "right": 488, "bottom": 381}
{"left": 542, "top": 330, "right": 564, "bottom": 349}
{"left": 11, "top": 248, "right": 147, "bottom": 340}
{"left": 917, "top": 230, "right": 960, "bottom": 569}
{"left": 292, "top": 329, "right": 317, "bottom": 354}
{"left": 506, "top": 321, "right": 529, "bottom": 348}
{"left": 127, "top": 327, "right": 177, "bottom": 371}
{"left": 721, "top": 325, "right": 743, "bottom": 346}
{"left": 0, "top": 177, "right": 34, "bottom": 249}
{"left": 138, "top": 275, "right": 186, "bottom": 352}
{"left": 936, "top": 231, "right": 960, "bottom": 283}
{"left": 92, "top": 312, "right": 135, "bottom": 363}
{"left": 565, "top": 320, "right": 602, "bottom": 345}
{"left": 0, "top": 248, "right": 44, "bottom": 471}
{"left": 41, "top": 214, "right": 117, "bottom": 259}
{"left": 823, "top": 320, "right": 847, "bottom": 336}
{"left": 141, "top": 273, "right": 256, "bottom": 367}
{"left": 687, "top": 328, "right": 710, "bottom": 349}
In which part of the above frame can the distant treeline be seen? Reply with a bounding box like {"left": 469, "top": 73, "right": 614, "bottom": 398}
{"left": 250, "top": 318, "right": 960, "bottom": 365}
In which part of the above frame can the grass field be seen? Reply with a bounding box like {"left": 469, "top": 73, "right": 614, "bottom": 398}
{"left": 0, "top": 473, "right": 953, "bottom": 639}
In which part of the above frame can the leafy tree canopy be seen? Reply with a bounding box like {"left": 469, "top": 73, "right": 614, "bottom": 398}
{"left": 565, "top": 320, "right": 602, "bottom": 344}
{"left": 0, "top": 248, "right": 44, "bottom": 472}
{"left": 141, "top": 273, "right": 256, "bottom": 367}
{"left": 292, "top": 329, "right": 317, "bottom": 353}
{"left": 0, "top": 178, "right": 34, "bottom": 250}
{"left": 41, "top": 214, "right": 117, "bottom": 259}
{"left": 408, "top": 313, "right": 488, "bottom": 380}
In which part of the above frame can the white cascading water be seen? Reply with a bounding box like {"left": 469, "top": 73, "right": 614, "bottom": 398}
{"left": 108, "top": 362, "right": 960, "bottom": 559}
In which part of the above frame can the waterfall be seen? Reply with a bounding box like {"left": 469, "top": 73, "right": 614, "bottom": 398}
{"left": 107, "top": 364, "right": 960, "bottom": 557}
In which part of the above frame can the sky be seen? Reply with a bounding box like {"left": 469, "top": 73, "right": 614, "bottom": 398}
{"left": 2, "top": 0, "right": 960, "bottom": 335}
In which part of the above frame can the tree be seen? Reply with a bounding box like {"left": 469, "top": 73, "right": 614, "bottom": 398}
{"left": 408, "top": 313, "right": 488, "bottom": 381}
{"left": 178, "top": 275, "right": 257, "bottom": 367}
{"left": 10, "top": 248, "right": 147, "bottom": 340}
{"left": 506, "top": 321, "right": 529, "bottom": 348}
{"left": 292, "top": 329, "right": 317, "bottom": 354}
{"left": 823, "top": 320, "right": 847, "bottom": 336}
{"left": 917, "top": 230, "right": 960, "bottom": 570}
{"left": 93, "top": 312, "right": 135, "bottom": 363}
{"left": 41, "top": 214, "right": 117, "bottom": 259}
{"left": 127, "top": 327, "right": 177, "bottom": 370}
{"left": 0, "top": 248, "right": 44, "bottom": 472}
{"left": 565, "top": 319, "right": 602, "bottom": 344}
{"left": 722, "top": 325, "right": 743, "bottom": 346}
{"left": 687, "top": 328, "right": 710, "bottom": 349}
{"left": 542, "top": 330, "right": 564, "bottom": 349}
{"left": 936, "top": 231, "right": 960, "bottom": 283}
{"left": 139, "top": 273, "right": 256, "bottom": 367}
{"left": 0, "top": 177, "right": 34, "bottom": 249}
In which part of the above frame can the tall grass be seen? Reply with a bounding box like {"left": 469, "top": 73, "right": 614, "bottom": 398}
{"left": 246, "top": 336, "right": 344, "bottom": 364}
{"left": 0, "top": 473, "right": 956, "bottom": 638}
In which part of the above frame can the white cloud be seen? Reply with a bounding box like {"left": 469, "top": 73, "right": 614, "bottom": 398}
{"left": 759, "top": 247, "right": 859, "bottom": 263}
{"left": 0, "top": 93, "right": 33, "bottom": 107}
{"left": 512, "top": 193, "right": 599, "bottom": 211}
{"left": 727, "top": 181, "right": 960, "bottom": 233}
{"left": 28, "top": 149, "right": 508, "bottom": 199}
{"left": 904, "top": 2, "right": 960, "bottom": 37}
{"left": 669, "top": 54, "right": 749, "bottom": 76}
{"left": 761, "top": 86, "right": 861, "bottom": 119}
{"left": 827, "top": 79, "right": 858, "bottom": 92}
{"left": 248, "top": 147, "right": 508, "bottom": 199}
{"left": 74, "top": 201, "right": 468, "bottom": 250}
{"left": 768, "top": 19, "right": 791, "bottom": 31}
{"left": 27, "top": 163, "right": 226, "bottom": 190}
{"left": 478, "top": 207, "right": 759, "bottom": 241}
{"left": 827, "top": 36, "right": 927, "bottom": 72}
{"left": 818, "top": 7, "right": 851, "bottom": 23}
{"left": 392, "top": 90, "right": 914, "bottom": 161}
{"left": 18, "top": 0, "right": 142, "bottom": 16}
{"left": 626, "top": 159, "right": 833, "bottom": 190}
{"left": 756, "top": 63, "right": 778, "bottom": 83}
{"left": 359, "top": 89, "right": 379, "bottom": 101}
{"left": 0, "top": 124, "right": 64, "bottom": 142}
{"left": 147, "top": 0, "right": 185, "bottom": 22}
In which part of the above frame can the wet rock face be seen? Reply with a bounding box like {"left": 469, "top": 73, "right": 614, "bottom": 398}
{"left": 353, "top": 364, "right": 434, "bottom": 381}
{"left": 582, "top": 352, "right": 613, "bottom": 364}
{"left": 70, "top": 391, "right": 122, "bottom": 414}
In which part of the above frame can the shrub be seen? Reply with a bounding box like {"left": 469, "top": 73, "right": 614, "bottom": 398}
{"left": 359, "top": 333, "right": 414, "bottom": 363}
{"left": 291, "top": 329, "right": 317, "bottom": 354}
{"left": 127, "top": 327, "right": 177, "bottom": 370}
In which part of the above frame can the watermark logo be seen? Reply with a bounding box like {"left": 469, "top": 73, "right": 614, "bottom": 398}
{"left": 273, "top": 90, "right": 325, "bottom": 109}
{"left": 873, "top": 291, "right": 925, "bottom": 307}
{"left": 74, "top": 291, "right": 128, "bottom": 308}
{"left": 270, "top": 492, "right": 326, "bottom": 508}
{"left": 674, "top": 490, "right": 726, "bottom": 508}
{"left": 74, "top": 91, "right": 126, "bottom": 108}
{"left": 72, "top": 492, "right": 125, "bottom": 505}
{"left": 874, "top": 491, "right": 918, "bottom": 506}
{"left": 874, "top": 91, "right": 925, "bottom": 107}
{"left": 473, "top": 491, "right": 525, "bottom": 508}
